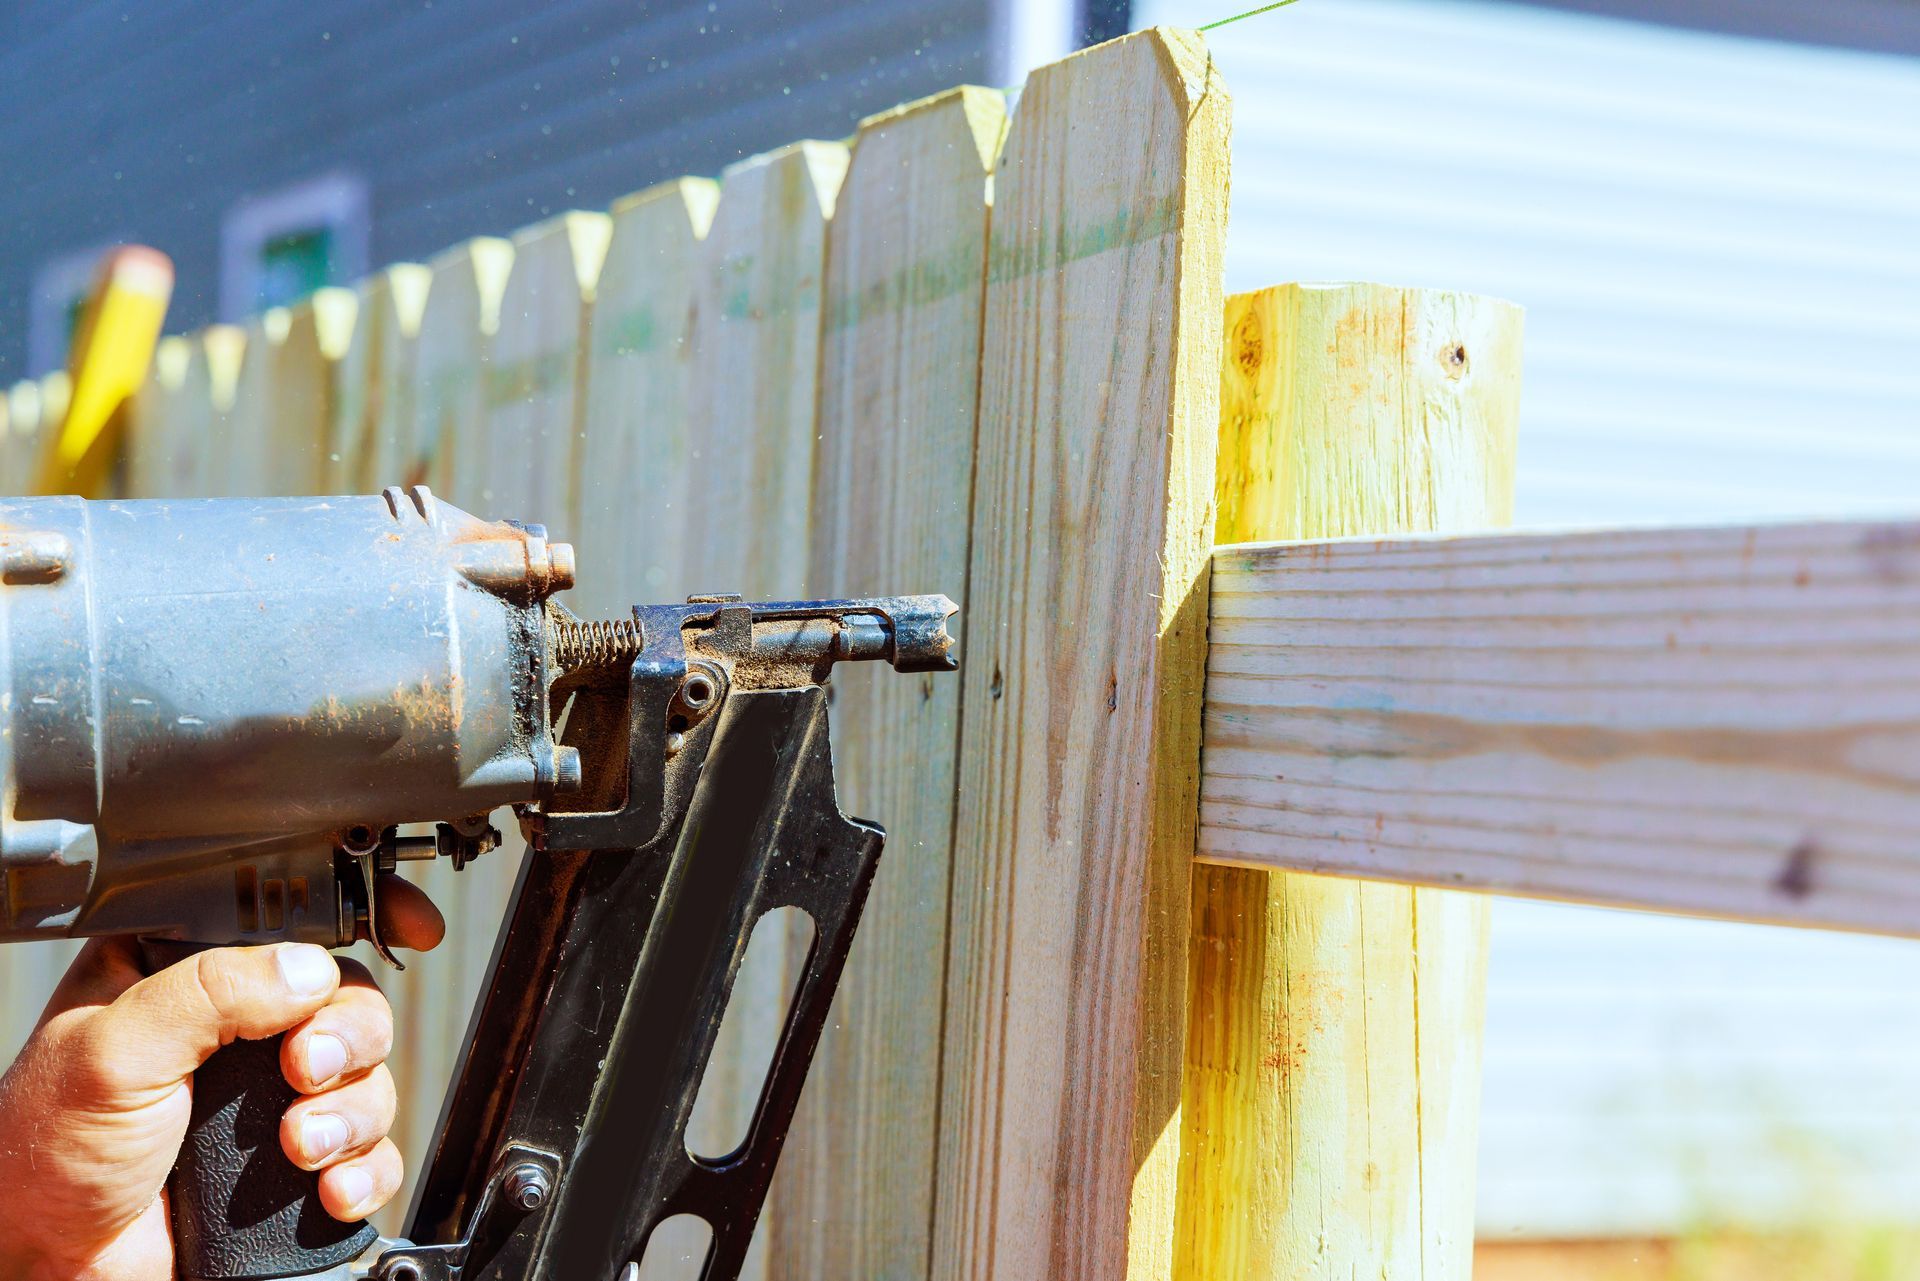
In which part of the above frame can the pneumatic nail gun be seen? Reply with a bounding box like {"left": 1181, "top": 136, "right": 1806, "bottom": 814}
{"left": 0, "top": 486, "right": 957, "bottom": 1281}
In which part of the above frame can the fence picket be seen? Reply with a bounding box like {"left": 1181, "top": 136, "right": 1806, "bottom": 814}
{"left": 770, "top": 86, "right": 1004, "bottom": 1279}
{"left": 573, "top": 177, "right": 718, "bottom": 618}
{"left": 932, "top": 29, "right": 1230, "bottom": 1279}
{"left": 129, "top": 336, "right": 194, "bottom": 498}
{"left": 352, "top": 265, "right": 433, "bottom": 493}
{"left": 223, "top": 310, "right": 289, "bottom": 495}
{"left": 294, "top": 288, "right": 359, "bottom": 494}
{"left": 328, "top": 269, "right": 426, "bottom": 495}
{"left": 671, "top": 138, "right": 846, "bottom": 1280}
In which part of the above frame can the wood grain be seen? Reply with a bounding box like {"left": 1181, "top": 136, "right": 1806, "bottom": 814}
{"left": 1199, "top": 517, "right": 1920, "bottom": 937}
{"left": 771, "top": 85, "right": 1004, "bottom": 1280}
{"left": 930, "top": 29, "right": 1229, "bottom": 1281}
{"left": 415, "top": 237, "right": 513, "bottom": 506}
{"left": 573, "top": 176, "right": 717, "bottom": 617}
{"left": 484, "top": 211, "right": 611, "bottom": 540}
{"left": 1177, "top": 282, "right": 1521, "bottom": 1280}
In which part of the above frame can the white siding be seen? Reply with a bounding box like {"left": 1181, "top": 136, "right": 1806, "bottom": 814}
{"left": 1136, "top": 0, "right": 1920, "bottom": 1238}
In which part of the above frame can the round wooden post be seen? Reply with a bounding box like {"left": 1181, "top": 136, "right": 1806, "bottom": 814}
{"left": 1176, "top": 283, "right": 1523, "bottom": 1278}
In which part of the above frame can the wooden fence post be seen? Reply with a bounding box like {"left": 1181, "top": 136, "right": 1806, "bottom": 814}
{"left": 932, "top": 28, "right": 1229, "bottom": 1280}
{"left": 1175, "top": 283, "right": 1523, "bottom": 1278}
{"left": 772, "top": 84, "right": 1005, "bottom": 1279}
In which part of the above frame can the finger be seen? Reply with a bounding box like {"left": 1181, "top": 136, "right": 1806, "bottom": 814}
{"left": 76, "top": 944, "right": 339, "bottom": 1099}
{"left": 375, "top": 874, "right": 445, "bottom": 952}
{"left": 280, "top": 959, "right": 392, "bottom": 1093}
{"left": 317, "top": 1137, "right": 403, "bottom": 1222}
{"left": 280, "top": 1064, "right": 397, "bottom": 1170}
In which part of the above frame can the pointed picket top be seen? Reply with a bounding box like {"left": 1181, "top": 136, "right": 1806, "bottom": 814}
{"left": 311, "top": 286, "right": 359, "bottom": 362}
{"left": 202, "top": 325, "right": 246, "bottom": 416}
{"left": 389, "top": 263, "right": 432, "bottom": 337}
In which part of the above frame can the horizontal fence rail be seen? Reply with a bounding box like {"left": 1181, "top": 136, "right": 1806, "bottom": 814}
{"left": 1198, "top": 519, "right": 1920, "bottom": 936}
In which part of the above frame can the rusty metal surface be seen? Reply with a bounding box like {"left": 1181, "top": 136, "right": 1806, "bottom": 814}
{"left": 0, "top": 486, "right": 570, "bottom": 948}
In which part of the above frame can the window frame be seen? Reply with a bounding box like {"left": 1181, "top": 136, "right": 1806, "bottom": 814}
{"left": 218, "top": 171, "right": 370, "bottom": 322}
{"left": 28, "top": 242, "right": 119, "bottom": 377}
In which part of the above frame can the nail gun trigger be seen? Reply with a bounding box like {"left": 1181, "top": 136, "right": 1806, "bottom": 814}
{"left": 348, "top": 847, "right": 405, "bottom": 972}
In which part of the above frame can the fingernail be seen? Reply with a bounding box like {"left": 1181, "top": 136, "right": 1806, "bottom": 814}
{"left": 306, "top": 1033, "right": 348, "bottom": 1082}
{"left": 334, "top": 1165, "right": 374, "bottom": 1214}
{"left": 278, "top": 944, "right": 336, "bottom": 996}
{"left": 300, "top": 1113, "right": 349, "bottom": 1162}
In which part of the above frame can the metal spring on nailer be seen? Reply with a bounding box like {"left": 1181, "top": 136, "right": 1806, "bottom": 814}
{"left": 551, "top": 615, "right": 643, "bottom": 670}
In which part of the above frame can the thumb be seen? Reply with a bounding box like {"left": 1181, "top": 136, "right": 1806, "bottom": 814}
{"left": 76, "top": 943, "right": 341, "bottom": 1102}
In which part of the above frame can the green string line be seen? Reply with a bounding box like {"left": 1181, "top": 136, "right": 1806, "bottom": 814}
{"left": 1198, "top": 0, "right": 1302, "bottom": 31}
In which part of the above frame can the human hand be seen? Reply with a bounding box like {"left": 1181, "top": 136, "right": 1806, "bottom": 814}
{"left": 0, "top": 878, "right": 442, "bottom": 1281}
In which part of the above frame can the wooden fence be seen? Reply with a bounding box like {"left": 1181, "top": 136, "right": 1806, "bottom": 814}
{"left": 2, "top": 22, "right": 1912, "bottom": 1281}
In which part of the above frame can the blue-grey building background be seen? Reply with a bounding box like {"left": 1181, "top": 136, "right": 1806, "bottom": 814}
{"left": 4, "top": 0, "right": 1915, "bottom": 381}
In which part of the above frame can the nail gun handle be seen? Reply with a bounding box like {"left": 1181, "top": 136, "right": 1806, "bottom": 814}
{"left": 143, "top": 940, "right": 379, "bottom": 1280}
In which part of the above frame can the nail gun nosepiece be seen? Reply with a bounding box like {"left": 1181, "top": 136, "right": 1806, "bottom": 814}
{"left": 877, "top": 593, "right": 960, "bottom": 673}
{"left": 709, "top": 593, "right": 959, "bottom": 675}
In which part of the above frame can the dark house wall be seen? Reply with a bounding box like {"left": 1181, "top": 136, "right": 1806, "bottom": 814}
{"left": 0, "top": 0, "right": 994, "bottom": 379}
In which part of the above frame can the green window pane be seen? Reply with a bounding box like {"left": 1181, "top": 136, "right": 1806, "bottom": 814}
{"left": 256, "top": 228, "right": 334, "bottom": 311}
